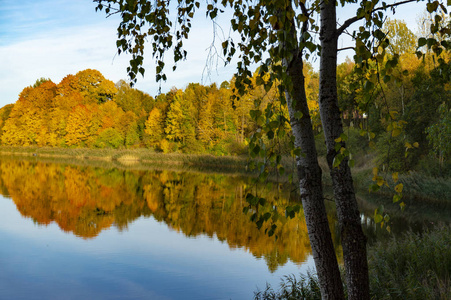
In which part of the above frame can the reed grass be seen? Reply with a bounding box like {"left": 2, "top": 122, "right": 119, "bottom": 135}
{"left": 368, "top": 225, "right": 451, "bottom": 299}
{"left": 254, "top": 225, "right": 451, "bottom": 300}
{"left": 253, "top": 272, "right": 325, "bottom": 300}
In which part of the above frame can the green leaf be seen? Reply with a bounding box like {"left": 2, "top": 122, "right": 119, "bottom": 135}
{"left": 393, "top": 194, "right": 402, "bottom": 203}
{"left": 256, "top": 219, "right": 264, "bottom": 229}
{"left": 292, "top": 148, "right": 302, "bottom": 157}
{"left": 332, "top": 155, "right": 342, "bottom": 168}
{"left": 266, "top": 130, "right": 274, "bottom": 140}
{"left": 369, "top": 184, "right": 380, "bottom": 192}
{"left": 374, "top": 213, "right": 383, "bottom": 223}
{"left": 418, "top": 37, "right": 427, "bottom": 47}
{"left": 384, "top": 214, "right": 390, "bottom": 222}
{"left": 294, "top": 111, "right": 303, "bottom": 120}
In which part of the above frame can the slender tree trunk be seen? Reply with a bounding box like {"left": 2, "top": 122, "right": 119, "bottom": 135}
{"left": 319, "top": 1, "right": 369, "bottom": 299}
{"left": 284, "top": 50, "right": 345, "bottom": 300}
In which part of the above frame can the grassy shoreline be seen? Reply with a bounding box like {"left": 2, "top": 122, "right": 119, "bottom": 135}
{"left": 0, "top": 146, "right": 260, "bottom": 175}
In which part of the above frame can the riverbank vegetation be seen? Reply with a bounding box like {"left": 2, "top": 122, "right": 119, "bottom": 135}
{"left": 254, "top": 225, "right": 451, "bottom": 300}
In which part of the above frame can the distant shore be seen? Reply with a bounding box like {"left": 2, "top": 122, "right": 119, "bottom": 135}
{"left": 0, "top": 146, "right": 257, "bottom": 174}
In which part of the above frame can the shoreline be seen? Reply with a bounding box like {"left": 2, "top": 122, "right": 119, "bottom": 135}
{"left": 0, "top": 146, "right": 258, "bottom": 175}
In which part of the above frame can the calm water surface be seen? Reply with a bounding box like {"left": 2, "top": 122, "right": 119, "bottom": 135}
{"left": 0, "top": 159, "right": 448, "bottom": 299}
{"left": 0, "top": 159, "right": 314, "bottom": 300}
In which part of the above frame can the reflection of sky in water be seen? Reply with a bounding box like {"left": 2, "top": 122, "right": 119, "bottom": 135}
{"left": 0, "top": 196, "right": 314, "bottom": 300}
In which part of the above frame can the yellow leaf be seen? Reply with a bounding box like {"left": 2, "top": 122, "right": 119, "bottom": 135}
{"left": 389, "top": 111, "right": 398, "bottom": 119}
{"left": 413, "top": 142, "right": 419, "bottom": 148}
{"left": 395, "top": 183, "right": 404, "bottom": 193}
{"left": 392, "top": 128, "right": 401, "bottom": 137}
{"left": 372, "top": 167, "right": 378, "bottom": 177}
{"left": 400, "top": 201, "right": 406, "bottom": 210}
{"left": 392, "top": 172, "right": 399, "bottom": 183}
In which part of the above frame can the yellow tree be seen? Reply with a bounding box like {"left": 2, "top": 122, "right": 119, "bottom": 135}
{"left": 75, "top": 69, "right": 117, "bottom": 104}
{"left": 1, "top": 81, "right": 57, "bottom": 146}
{"left": 164, "top": 90, "right": 196, "bottom": 145}
{"left": 383, "top": 18, "right": 417, "bottom": 55}
{"left": 145, "top": 107, "right": 165, "bottom": 146}
{"left": 65, "top": 104, "right": 94, "bottom": 146}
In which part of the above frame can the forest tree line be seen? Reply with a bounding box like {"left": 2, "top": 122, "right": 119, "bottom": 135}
{"left": 0, "top": 66, "right": 318, "bottom": 155}
{"left": 0, "top": 19, "right": 449, "bottom": 174}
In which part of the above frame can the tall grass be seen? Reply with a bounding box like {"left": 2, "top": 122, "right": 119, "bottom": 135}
{"left": 253, "top": 273, "right": 325, "bottom": 300}
{"left": 254, "top": 225, "right": 451, "bottom": 300}
{"left": 369, "top": 225, "right": 451, "bottom": 300}
{"left": 354, "top": 169, "right": 451, "bottom": 203}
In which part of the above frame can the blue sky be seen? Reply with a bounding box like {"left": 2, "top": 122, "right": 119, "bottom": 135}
{"left": 0, "top": 0, "right": 236, "bottom": 107}
{"left": 0, "top": 0, "right": 428, "bottom": 108}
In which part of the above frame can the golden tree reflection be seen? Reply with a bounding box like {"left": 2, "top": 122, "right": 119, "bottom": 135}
{"left": 0, "top": 159, "right": 342, "bottom": 271}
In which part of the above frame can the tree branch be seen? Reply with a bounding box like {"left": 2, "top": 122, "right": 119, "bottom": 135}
{"left": 336, "top": 0, "right": 418, "bottom": 37}
{"left": 338, "top": 46, "right": 355, "bottom": 52}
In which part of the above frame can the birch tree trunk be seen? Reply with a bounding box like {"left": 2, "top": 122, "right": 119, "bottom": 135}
{"left": 284, "top": 48, "right": 345, "bottom": 299}
{"left": 319, "top": 1, "right": 370, "bottom": 299}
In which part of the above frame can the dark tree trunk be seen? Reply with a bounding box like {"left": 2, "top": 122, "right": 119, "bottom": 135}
{"left": 284, "top": 50, "right": 345, "bottom": 299}
{"left": 319, "top": 1, "right": 370, "bottom": 299}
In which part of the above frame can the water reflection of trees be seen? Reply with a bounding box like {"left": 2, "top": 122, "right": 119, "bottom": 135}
{"left": 0, "top": 160, "right": 341, "bottom": 271}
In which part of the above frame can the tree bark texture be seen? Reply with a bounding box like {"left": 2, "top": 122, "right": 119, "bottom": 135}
{"left": 284, "top": 50, "right": 344, "bottom": 300}
{"left": 319, "top": 1, "right": 370, "bottom": 299}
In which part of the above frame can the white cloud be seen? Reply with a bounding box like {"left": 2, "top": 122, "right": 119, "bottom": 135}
{"left": 0, "top": 11, "right": 236, "bottom": 106}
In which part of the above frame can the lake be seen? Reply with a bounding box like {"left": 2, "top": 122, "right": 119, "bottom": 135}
{"left": 0, "top": 158, "right": 448, "bottom": 299}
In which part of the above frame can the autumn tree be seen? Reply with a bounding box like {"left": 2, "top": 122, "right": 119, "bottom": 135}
{"left": 65, "top": 104, "right": 96, "bottom": 147}
{"left": 75, "top": 69, "right": 117, "bottom": 104}
{"left": 2, "top": 81, "right": 57, "bottom": 146}
{"left": 383, "top": 18, "right": 418, "bottom": 55}
{"left": 145, "top": 107, "right": 165, "bottom": 147}
{"left": 164, "top": 89, "right": 196, "bottom": 147}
